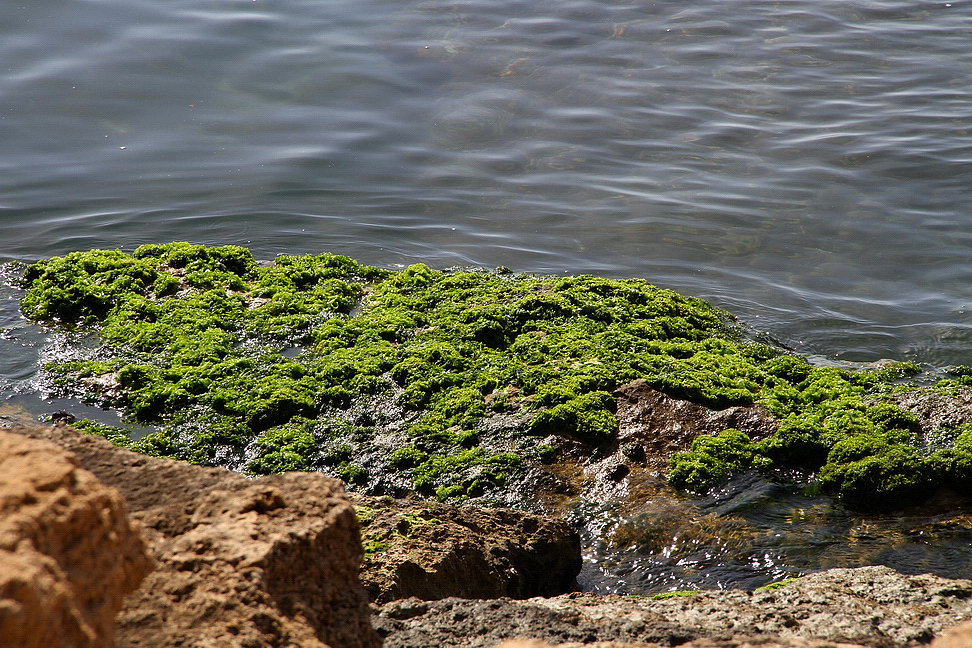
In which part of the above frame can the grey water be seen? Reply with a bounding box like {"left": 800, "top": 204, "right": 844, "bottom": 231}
{"left": 2, "top": 0, "right": 972, "bottom": 592}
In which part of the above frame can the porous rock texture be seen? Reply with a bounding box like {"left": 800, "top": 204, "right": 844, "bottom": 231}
{"left": 351, "top": 493, "right": 581, "bottom": 603}
{"left": 5, "top": 420, "right": 380, "bottom": 648}
{"left": 375, "top": 566, "right": 972, "bottom": 648}
{"left": 492, "top": 639, "right": 869, "bottom": 648}
{"left": 0, "top": 428, "right": 153, "bottom": 648}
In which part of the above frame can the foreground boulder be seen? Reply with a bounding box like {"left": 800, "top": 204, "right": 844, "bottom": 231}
{"left": 352, "top": 493, "right": 581, "bottom": 603}
{"left": 6, "top": 421, "right": 380, "bottom": 648}
{"left": 0, "top": 429, "right": 153, "bottom": 648}
{"left": 375, "top": 566, "right": 972, "bottom": 648}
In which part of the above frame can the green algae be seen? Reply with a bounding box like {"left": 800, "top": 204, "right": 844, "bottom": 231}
{"left": 755, "top": 577, "right": 801, "bottom": 592}
{"left": 650, "top": 590, "right": 700, "bottom": 600}
{"left": 668, "top": 362, "right": 951, "bottom": 509}
{"left": 18, "top": 243, "right": 971, "bottom": 510}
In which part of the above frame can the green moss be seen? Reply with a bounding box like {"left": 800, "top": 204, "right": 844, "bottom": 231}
{"left": 669, "top": 429, "right": 757, "bottom": 492}
{"left": 531, "top": 390, "right": 618, "bottom": 441}
{"left": 21, "top": 249, "right": 157, "bottom": 325}
{"left": 755, "top": 577, "right": 801, "bottom": 592}
{"left": 355, "top": 505, "right": 378, "bottom": 527}
{"left": 19, "top": 244, "right": 959, "bottom": 509}
{"left": 396, "top": 508, "right": 442, "bottom": 535}
{"left": 71, "top": 418, "right": 135, "bottom": 448}
{"left": 362, "top": 539, "right": 391, "bottom": 556}
{"left": 819, "top": 439, "right": 935, "bottom": 510}
{"left": 248, "top": 424, "right": 318, "bottom": 474}
{"left": 670, "top": 361, "right": 943, "bottom": 509}
{"left": 650, "top": 590, "right": 700, "bottom": 600}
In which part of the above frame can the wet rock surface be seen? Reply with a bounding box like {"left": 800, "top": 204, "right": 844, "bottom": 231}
{"left": 612, "top": 380, "right": 779, "bottom": 474}
{"left": 0, "top": 428, "right": 153, "bottom": 648}
{"left": 374, "top": 567, "right": 972, "bottom": 648}
{"left": 5, "top": 420, "right": 380, "bottom": 648}
{"left": 879, "top": 386, "right": 972, "bottom": 441}
{"left": 351, "top": 493, "right": 581, "bottom": 603}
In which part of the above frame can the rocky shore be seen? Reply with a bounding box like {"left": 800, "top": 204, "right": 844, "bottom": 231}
{"left": 7, "top": 245, "right": 972, "bottom": 647}
{"left": 3, "top": 418, "right": 972, "bottom": 648}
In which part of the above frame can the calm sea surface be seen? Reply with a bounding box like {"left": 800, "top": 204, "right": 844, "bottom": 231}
{"left": 3, "top": 0, "right": 972, "bottom": 364}
{"left": 2, "top": 0, "right": 972, "bottom": 591}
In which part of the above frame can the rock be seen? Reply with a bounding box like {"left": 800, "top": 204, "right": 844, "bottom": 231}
{"left": 933, "top": 620, "right": 972, "bottom": 648}
{"left": 375, "top": 566, "right": 972, "bottom": 648}
{"left": 880, "top": 386, "right": 972, "bottom": 437}
{"left": 573, "top": 381, "right": 781, "bottom": 510}
{"left": 613, "top": 380, "right": 779, "bottom": 473}
{"left": 492, "top": 639, "right": 877, "bottom": 648}
{"left": 491, "top": 640, "right": 870, "bottom": 648}
{"left": 0, "top": 428, "right": 153, "bottom": 648}
{"left": 352, "top": 494, "right": 581, "bottom": 603}
{"left": 7, "top": 422, "right": 380, "bottom": 648}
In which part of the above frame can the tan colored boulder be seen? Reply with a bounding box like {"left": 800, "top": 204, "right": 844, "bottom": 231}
{"left": 7, "top": 422, "right": 381, "bottom": 648}
{"left": 0, "top": 429, "right": 153, "bottom": 648}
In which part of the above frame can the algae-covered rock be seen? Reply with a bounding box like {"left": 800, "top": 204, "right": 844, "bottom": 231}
{"left": 15, "top": 243, "right": 972, "bottom": 510}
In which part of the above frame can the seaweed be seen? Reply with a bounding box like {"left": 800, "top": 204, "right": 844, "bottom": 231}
{"left": 18, "top": 243, "right": 963, "bottom": 509}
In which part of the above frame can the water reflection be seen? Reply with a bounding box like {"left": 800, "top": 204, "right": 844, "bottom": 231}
{"left": 576, "top": 472, "right": 972, "bottom": 595}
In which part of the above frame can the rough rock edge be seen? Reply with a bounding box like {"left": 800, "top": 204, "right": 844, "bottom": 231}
{"left": 0, "top": 429, "right": 153, "bottom": 648}
{"left": 351, "top": 492, "right": 581, "bottom": 603}
{"left": 3, "top": 421, "right": 380, "bottom": 648}
{"left": 375, "top": 566, "right": 972, "bottom": 648}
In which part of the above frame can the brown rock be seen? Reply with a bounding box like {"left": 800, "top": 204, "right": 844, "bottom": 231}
{"left": 8, "top": 422, "right": 380, "bottom": 648}
{"left": 614, "top": 380, "right": 779, "bottom": 473}
{"left": 0, "top": 428, "right": 153, "bottom": 648}
{"left": 352, "top": 494, "right": 581, "bottom": 603}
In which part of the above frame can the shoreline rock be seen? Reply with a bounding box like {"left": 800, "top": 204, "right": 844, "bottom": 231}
{"left": 4, "top": 420, "right": 380, "bottom": 648}
{"left": 4, "top": 419, "right": 972, "bottom": 648}
{"left": 0, "top": 429, "right": 153, "bottom": 648}
{"left": 375, "top": 567, "right": 972, "bottom": 648}
{"left": 351, "top": 493, "right": 581, "bottom": 603}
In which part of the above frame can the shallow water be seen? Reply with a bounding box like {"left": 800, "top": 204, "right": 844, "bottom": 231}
{"left": 2, "top": 0, "right": 972, "bottom": 594}
{"left": 575, "top": 473, "right": 972, "bottom": 594}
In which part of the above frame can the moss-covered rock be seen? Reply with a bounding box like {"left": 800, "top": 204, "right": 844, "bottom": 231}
{"left": 16, "top": 243, "right": 969, "bottom": 510}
